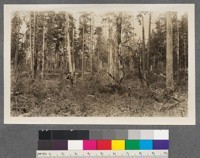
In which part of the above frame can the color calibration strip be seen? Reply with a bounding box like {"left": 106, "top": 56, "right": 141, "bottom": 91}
{"left": 38, "top": 139, "right": 169, "bottom": 150}
{"left": 38, "top": 130, "right": 169, "bottom": 150}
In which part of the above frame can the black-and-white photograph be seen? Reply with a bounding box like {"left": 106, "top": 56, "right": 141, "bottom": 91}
{"left": 4, "top": 4, "right": 195, "bottom": 124}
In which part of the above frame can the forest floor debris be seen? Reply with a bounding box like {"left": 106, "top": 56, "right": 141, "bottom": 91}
{"left": 11, "top": 71, "right": 188, "bottom": 117}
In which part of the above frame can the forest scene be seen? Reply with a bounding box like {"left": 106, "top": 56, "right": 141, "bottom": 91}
{"left": 10, "top": 10, "right": 188, "bottom": 117}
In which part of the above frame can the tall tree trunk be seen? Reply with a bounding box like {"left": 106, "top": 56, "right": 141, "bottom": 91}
{"left": 142, "top": 16, "right": 145, "bottom": 71}
{"left": 153, "top": 54, "right": 156, "bottom": 72}
{"left": 109, "top": 23, "right": 113, "bottom": 76}
{"left": 183, "top": 30, "right": 187, "bottom": 79}
{"left": 92, "top": 16, "right": 95, "bottom": 75}
{"left": 82, "top": 19, "right": 85, "bottom": 79}
{"left": 141, "top": 15, "right": 146, "bottom": 85}
{"left": 176, "top": 17, "right": 180, "bottom": 83}
{"left": 41, "top": 16, "right": 45, "bottom": 79}
{"left": 97, "top": 45, "right": 100, "bottom": 75}
{"left": 72, "top": 26, "right": 75, "bottom": 73}
{"left": 147, "top": 12, "right": 151, "bottom": 73}
{"left": 55, "top": 42, "right": 59, "bottom": 70}
{"left": 32, "top": 12, "right": 36, "bottom": 78}
{"left": 66, "top": 14, "right": 73, "bottom": 74}
{"left": 51, "top": 53, "right": 54, "bottom": 70}
{"left": 62, "top": 46, "right": 65, "bottom": 70}
{"left": 90, "top": 14, "right": 93, "bottom": 75}
{"left": 116, "top": 12, "right": 123, "bottom": 83}
{"left": 63, "top": 15, "right": 67, "bottom": 74}
{"left": 34, "top": 13, "right": 38, "bottom": 78}
{"left": 30, "top": 12, "right": 33, "bottom": 71}
{"left": 166, "top": 12, "right": 174, "bottom": 90}
{"left": 130, "top": 13, "right": 135, "bottom": 72}
{"left": 46, "top": 55, "right": 49, "bottom": 70}
{"left": 14, "top": 12, "right": 20, "bottom": 74}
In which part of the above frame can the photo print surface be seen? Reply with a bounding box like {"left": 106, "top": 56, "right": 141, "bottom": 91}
{"left": 4, "top": 4, "right": 195, "bottom": 124}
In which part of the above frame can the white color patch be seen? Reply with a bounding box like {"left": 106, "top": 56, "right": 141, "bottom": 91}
{"left": 68, "top": 140, "right": 83, "bottom": 150}
{"left": 154, "top": 130, "right": 169, "bottom": 140}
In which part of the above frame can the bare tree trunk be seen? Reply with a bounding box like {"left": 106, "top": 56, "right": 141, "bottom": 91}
{"left": 92, "top": 16, "right": 95, "bottom": 75}
{"left": 141, "top": 15, "right": 146, "bottom": 86}
{"left": 147, "top": 12, "right": 151, "bottom": 73}
{"left": 176, "top": 18, "right": 180, "bottom": 83}
{"left": 51, "top": 53, "right": 54, "bottom": 70}
{"left": 72, "top": 26, "right": 75, "bottom": 73}
{"left": 32, "top": 12, "right": 36, "bottom": 78}
{"left": 30, "top": 12, "right": 33, "bottom": 71}
{"left": 34, "top": 13, "right": 38, "bottom": 78}
{"left": 130, "top": 13, "right": 135, "bottom": 72}
{"left": 183, "top": 31, "right": 187, "bottom": 79}
{"left": 82, "top": 19, "right": 85, "bottom": 79}
{"left": 153, "top": 54, "right": 156, "bottom": 72}
{"left": 63, "top": 15, "right": 67, "bottom": 75}
{"left": 113, "top": 46, "right": 117, "bottom": 78}
{"left": 61, "top": 45, "right": 64, "bottom": 70}
{"left": 90, "top": 14, "right": 93, "bottom": 75}
{"left": 166, "top": 12, "right": 174, "bottom": 90}
{"left": 41, "top": 16, "right": 45, "bottom": 79}
{"left": 14, "top": 12, "right": 20, "bottom": 74}
{"left": 46, "top": 55, "right": 49, "bottom": 70}
{"left": 66, "top": 14, "right": 73, "bottom": 74}
{"left": 55, "top": 50, "right": 58, "bottom": 69}
{"left": 97, "top": 45, "right": 100, "bottom": 75}
{"left": 109, "top": 23, "right": 113, "bottom": 76}
{"left": 142, "top": 16, "right": 145, "bottom": 71}
{"left": 116, "top": 12, "right": 123, "bottom": 83}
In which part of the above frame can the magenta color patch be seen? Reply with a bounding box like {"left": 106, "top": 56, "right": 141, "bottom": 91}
{"left": 83, "top": 140, "right": 97, "bottom": 150}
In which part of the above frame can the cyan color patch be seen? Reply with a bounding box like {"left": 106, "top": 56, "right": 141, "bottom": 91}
{"left": 140, "top": 140, "right": 153, "bottom": 150}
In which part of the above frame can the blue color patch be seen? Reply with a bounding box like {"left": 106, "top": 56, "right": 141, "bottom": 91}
{"left": 140, "top": 140, "right": 153, "bottom": 150}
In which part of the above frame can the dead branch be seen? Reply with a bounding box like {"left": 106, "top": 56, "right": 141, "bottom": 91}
{"left": 106, "top": 71, "right": 122, "bottom": 85}
{"left": 163, "top": 86, "right": 179, "bottom": 104}
{"left": 160, "top": 100, "right": 185, "bottom": 112}
{"left": 138, "top": 71, "right": 161, "bottom": 102}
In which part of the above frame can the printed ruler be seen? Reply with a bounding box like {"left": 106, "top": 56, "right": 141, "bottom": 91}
{"left": 36, "top": 150, "right": 168, "bottom": 158}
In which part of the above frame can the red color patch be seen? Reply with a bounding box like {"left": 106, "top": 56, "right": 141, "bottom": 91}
{"left": 97, "top": 140, "right": 111, "bottom": 150}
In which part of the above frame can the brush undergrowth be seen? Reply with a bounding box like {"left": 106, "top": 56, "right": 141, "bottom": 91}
{"left": 11, "top": 71, "right": 188, "bottom": 117}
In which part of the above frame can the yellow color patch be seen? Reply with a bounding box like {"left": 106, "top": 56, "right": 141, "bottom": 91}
{"left": 111, "top": 140, "right": 125, "bottom": 150}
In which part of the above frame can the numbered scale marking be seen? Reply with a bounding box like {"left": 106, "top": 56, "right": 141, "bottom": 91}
{"left": 36, "top": 150, "right": 168, "bottom": 158}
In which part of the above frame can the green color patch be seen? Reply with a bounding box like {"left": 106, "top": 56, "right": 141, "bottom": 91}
{"left": 125, "top": 140, "right": 140, "bottom": 150}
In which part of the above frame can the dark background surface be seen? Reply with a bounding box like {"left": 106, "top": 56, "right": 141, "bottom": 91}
{"left": 0, "top": 0, "right": 199, "bottom": 157}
